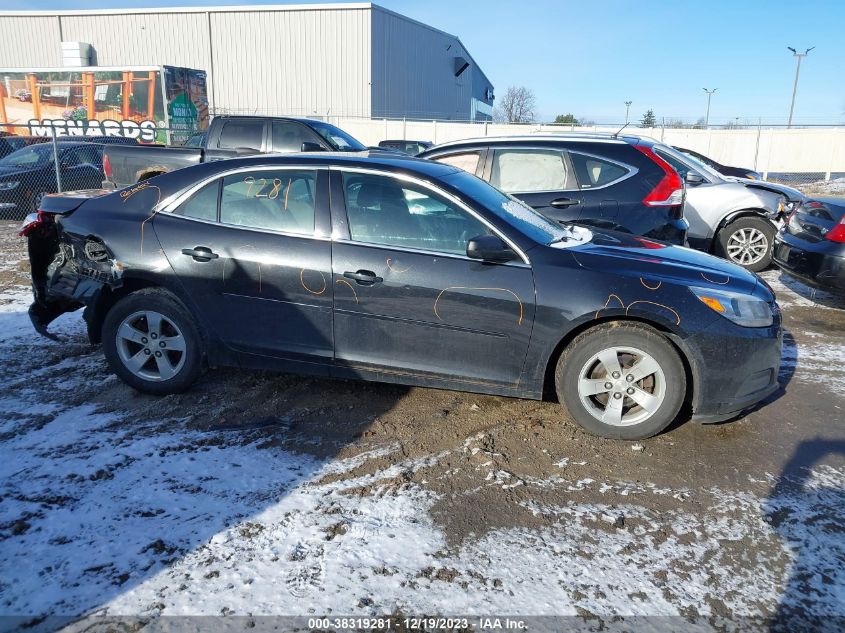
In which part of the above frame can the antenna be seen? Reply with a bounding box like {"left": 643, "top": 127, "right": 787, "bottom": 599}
{"left": 612, "top": 122, "right": 630, "bottom": 138}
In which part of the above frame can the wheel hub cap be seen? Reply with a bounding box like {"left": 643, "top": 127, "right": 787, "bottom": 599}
{"left": 727, "top": 227, "right": 769, "bottom": 266}
{"left": 115, "top": 310, "right": 186, "bottom": 382}
{"left": 577, "top": 346, "right": 666, "bottom": 427}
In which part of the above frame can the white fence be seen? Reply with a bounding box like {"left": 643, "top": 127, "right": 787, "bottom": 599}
{"left": 333, "top": 118, "right": 845, "bottom": 180}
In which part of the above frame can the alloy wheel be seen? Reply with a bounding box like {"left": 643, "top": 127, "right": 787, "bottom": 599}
{"left": 115, "top": 310, "right": 187, "bottom": 381}
{"left": 726, "top": 227, "right": 769, "bottom": 266}
{"left": 577, "top": 346, "right": 667, "bottom": 427}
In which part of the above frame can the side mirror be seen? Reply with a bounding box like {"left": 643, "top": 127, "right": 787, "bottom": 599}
{"left": 301, "top": 141, "right": 325, "bottom": 152}
{"left": 685, "top": 171, "right": 705, "bottom": 185}
{"left": 466, "top": 234, "right": 515, "bottom": 263}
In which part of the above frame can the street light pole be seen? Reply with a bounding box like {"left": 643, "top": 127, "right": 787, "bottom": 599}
{"left": 703, "top": 88, "right": 717, "bottom": 127}
{"left": 624, "top": 100, "right": 632, "bottom": 124}
{"left": 787, "top": 46, "right": 814, "bottom": 128}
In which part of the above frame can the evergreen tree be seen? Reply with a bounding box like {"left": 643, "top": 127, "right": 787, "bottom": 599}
{"left": 639, "top": 109, "right": 657, "bottom": 127}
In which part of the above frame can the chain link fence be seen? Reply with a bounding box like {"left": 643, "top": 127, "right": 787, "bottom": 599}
{"left": 1, "top": 113, "right": 841, "bottom": 224}
{"left": 0, "top": 122, "right": 169, "bottom": 222}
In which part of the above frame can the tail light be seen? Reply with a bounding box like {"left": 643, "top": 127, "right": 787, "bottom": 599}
{"left": 103, "top": 153, "right": 113, "bottom": 180}
{"left": 825, "top": 216, "right": 845, "bottom": 243}
{"left": 19, "top": 210, "right": 56, "bottom": 237}
{"left": 633, "top": 145, "right": 685, "bottom": 209}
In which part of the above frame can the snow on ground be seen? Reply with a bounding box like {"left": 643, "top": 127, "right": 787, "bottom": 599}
{"left": 0, "top": 227, "right": 843, "bottom": 627}
{"left": 2, "top": 354, "right": 842, "bottom": 620}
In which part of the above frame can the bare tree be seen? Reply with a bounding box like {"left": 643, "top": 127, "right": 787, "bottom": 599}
{"left": 494, "top": 86, "right": 537, "bottom": 123}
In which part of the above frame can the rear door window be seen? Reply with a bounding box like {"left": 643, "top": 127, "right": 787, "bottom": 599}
{"left": 568, "top": 152, "right": 630, "bottom": 188}
{"left": 216, "top": 120, "right": 264, "bottom": 151}
{"left": 490, "top": 148, "right": 576, "bottom": 193}
{"left": 220, "top": 170, "right": 317, "bottom": 234}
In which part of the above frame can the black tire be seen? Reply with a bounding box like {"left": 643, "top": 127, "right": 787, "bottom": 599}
{"left": 555, "top": 322, "right": 686, "bottom": 440}
{"left": 714, "top": 215, "right": 776, "bottom": 272}
{"left": 102, "top": 288, "right": 203, "bottom": 395}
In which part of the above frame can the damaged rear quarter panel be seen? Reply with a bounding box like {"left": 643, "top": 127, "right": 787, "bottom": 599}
{"left": 39, "top": 184, "right": 183, "bottom": 338}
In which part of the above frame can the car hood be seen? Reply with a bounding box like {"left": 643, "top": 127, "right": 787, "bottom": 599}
{"left": 726, "top": 177, "right": 804, "bottom": 201}
{"left": 567, "top": 230, "right": 768, "bottom": 299}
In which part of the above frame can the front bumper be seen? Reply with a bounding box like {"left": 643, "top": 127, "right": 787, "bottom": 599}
{"left": 678, "top": 308, "right": 783, "bottom": 422}
{"left": 772, "top": 232, "right": 845, "bottom": 295}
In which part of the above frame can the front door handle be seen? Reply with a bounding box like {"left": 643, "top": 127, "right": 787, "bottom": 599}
{"left": 181, "top": 246, "right": 219, "bottom": 262}
{"left": 344, "top": 270, "right": 383, "bottom": 285}
{"left": 550, "top": 197, "right": 580, "bottom": 208}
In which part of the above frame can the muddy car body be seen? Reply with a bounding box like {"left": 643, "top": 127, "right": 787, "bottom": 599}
{"left": 24, "top": 153, "right": 782, "bottom": 439}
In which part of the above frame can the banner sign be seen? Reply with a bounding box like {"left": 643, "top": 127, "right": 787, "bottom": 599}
{"left": 0, "top": 66, "right": 209, "bottom": 144}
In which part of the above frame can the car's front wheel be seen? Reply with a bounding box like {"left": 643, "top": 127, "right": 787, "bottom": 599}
{"left": 102, "top": 288, "right": 203, "bottom": 395}
{"left": 555, "top": 322, "right": 686, "bottom": 440}
{"left": 715, "top": 216, "right": 776, "bottom": 272}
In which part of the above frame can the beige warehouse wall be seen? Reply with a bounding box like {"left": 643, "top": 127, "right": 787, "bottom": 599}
{"left": 0, "top": 16, "right": 63, "bottom": 66}
{"left": 208, "top": 7, "right": 371, "bottom": 117}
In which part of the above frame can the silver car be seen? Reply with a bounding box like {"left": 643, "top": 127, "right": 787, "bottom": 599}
{"left": 652, "top": 145, "right": 792, "bottom": 272}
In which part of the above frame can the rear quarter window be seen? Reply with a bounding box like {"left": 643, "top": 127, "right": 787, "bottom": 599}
{"left": 569, "top": 152, "right": 631, "bottom": 188}
{"left": 217, "top": 121, "right": 264, "bottom": 151}
{"left": 432, "top": 151, "right": 482, "bottom": 175}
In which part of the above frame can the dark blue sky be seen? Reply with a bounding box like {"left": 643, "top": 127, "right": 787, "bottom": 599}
{"left": 6, "top": 0, "right": 844, "bottom": 124}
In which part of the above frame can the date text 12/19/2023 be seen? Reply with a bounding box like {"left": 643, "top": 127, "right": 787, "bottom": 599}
{"left": 306, "top": 617, "right": 527, "bottom": 630}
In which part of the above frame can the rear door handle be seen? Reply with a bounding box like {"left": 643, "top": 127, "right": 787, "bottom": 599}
{"left": 181, "top": 246, "right": 219, "bottom": 262}
{"left": 344, "top": 270, "right": 383, "bottom": 285}
{"left": 550, "top": 197, "right": 580, "bottom": 208}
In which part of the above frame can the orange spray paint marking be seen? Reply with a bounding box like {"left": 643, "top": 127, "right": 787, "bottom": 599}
{"left": 335, "top": 278, "right": 359, "bottom": 303}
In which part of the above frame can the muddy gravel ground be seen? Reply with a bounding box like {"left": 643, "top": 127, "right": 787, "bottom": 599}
{"left": 0, "top": 221, "right": 843, "bottom": 632}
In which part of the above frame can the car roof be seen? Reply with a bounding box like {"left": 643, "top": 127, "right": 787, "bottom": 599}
{"left": 424, "top": 133, "right": 650, "bottom": 152}
{"left": 197, "top": 150, "right": 462, "bottom": 178}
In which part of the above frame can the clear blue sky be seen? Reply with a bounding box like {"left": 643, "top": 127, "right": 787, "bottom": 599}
{"left": 5, "top": 0, "right": 844, "bottom": 124}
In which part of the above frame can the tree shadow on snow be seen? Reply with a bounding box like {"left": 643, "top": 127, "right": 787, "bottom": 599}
{"left": 763, "top": 438, "right": 845, "bottom": 632}
{"left": 0, "top": 287, "right": 410, "bottom": 631}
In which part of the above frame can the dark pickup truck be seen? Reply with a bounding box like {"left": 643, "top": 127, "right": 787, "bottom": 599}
{"left": 102, "top": 115, "right": 369, "bottom": 188}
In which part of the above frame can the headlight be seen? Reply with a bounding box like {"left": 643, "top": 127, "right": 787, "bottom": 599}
{"left": 690, "top": 286, "right": 773, "bottom": 327}
{"left": 0, "top": 181, "right": 19, "bottom": 190}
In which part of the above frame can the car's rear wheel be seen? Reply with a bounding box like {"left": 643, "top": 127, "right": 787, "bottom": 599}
{"left": 102, "top": 288, "right": 202, "bottom": 394}
{"left": 715, "top": 216, "right": 775, "bottom": 272}
{"left": 555, "top": 322, "right": 686, "bottom": 440}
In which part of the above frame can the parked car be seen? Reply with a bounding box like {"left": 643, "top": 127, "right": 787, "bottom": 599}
{"left": 102, "top": 115, "right": 369, "bottom": 189}
{"left": 418, "top": 134, "right": 689, "bottom": 245}
{"left": 0, "top": 135, "right": 46, "bottom": 159}
{"left": 674, "top": 146, "right": 762, "bottom": 180}
{"left": 22, "top": 153, "right": 781, "bottom": 440}
{"left": 650, "top": 145, "right": 795, "bottom": 272}
{"left": 0, "top": 142, "right": 104, "bottom": 219}
{"left": 772, "top": 198, "right": 845, "bottom": 295}
{"left": 378, "top": 139, "right": 433, "bottom": 156}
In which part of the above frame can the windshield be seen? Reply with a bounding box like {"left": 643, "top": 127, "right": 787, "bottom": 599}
{"left": 657, "top": 145, "right": 724, "bottom": 181}
{"left": 0, "top": 143, "right": 52, "bottom": 169}
{"left": 307, "top": 120, "right": 366, "bottom": 151}
{"left": 441, "top": 170, "right": 579, "bottom": 245}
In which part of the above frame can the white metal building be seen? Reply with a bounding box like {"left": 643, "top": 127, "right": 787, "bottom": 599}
{"left": 0, "top": 3, "right": 494, "bottom": 121}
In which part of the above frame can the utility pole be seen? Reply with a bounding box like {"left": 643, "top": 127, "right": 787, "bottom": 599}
{"left": 624, "top": 100, "right": 632, "bottom": 124}
{"left": 787, "top": 46, "right": 814, "bottom": 128}
{"left": 703, "top": 88, "right": 717, "bottom": 127}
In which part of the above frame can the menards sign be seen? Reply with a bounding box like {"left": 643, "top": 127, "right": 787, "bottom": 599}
{"left": 27, "top": 118, "right": 159, "bottom": 143}
{"left": 0, "top": 65, "right": 208, "bottom": 145}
